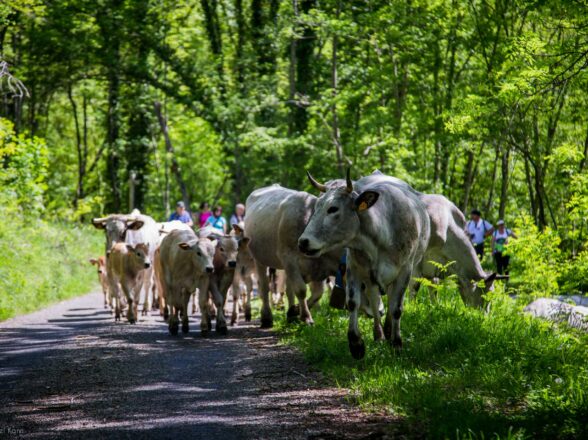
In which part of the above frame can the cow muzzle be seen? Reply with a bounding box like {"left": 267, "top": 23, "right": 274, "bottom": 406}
{"left": 144, "top": 263, "right": 151, "bottom": 269}
{"left": 228, "top": 261, "right": 237, "bottom": 268}
{"left": 298, "top": 238, "right": 319, "bottom": 256}
{"left": 206, "top": 267, "right": 214, "bottom": 273}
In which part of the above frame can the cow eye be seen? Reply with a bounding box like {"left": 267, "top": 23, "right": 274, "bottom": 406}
{"left": 197, "top": 251, "right": 202, "bottom": 257}
{"left": 327, "top": 206, "right": 339, "bottom": 214}
{"left": 220, "top": 247, "right": 225, "bottom": 252}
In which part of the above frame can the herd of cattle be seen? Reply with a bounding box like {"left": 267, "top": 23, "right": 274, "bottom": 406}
{"left": 90, "top": 170, "right": 499, "bottom": 360}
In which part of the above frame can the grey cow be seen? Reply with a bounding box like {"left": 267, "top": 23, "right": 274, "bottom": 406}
{"left": 245, "top": 185, "right": 340, "bottom": 328}
{"left": 158, "top": 229, "right": 216, "bottom": 335}
{"left": 299, "top": 171, "right": 430, "bottom": 359}
{"left": 359, "top": 171, "right": 497, "bottom": 307}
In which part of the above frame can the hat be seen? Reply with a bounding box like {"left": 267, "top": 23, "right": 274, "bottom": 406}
{"left": 176, "top": 201, "right": 185, "bottom": 208}
{"left": 496, "top": 219, "right": 505, "bottom": 226}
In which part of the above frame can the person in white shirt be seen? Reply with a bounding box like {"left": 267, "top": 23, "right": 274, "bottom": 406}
{"left": 491, "top": 219, "right": 517, "bottom": 275}
{"left": 466, "top": 209, "right": 494, "bottom": 259}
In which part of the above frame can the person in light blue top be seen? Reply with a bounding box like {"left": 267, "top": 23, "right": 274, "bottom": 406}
{"left": 205, "top": 205, "right": 227, "bottom": 234}
{"left": 169, "top": 201, "right": 193, "bottom": 227}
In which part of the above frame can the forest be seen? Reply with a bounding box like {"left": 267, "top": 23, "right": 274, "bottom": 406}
{"left": 1, "top": 2, "right": 588, "bottom": 438}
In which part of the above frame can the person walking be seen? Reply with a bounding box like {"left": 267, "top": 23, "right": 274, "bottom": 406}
{"left": 205, "top": 205, "right": 227, "bottom": 234}
{"left": 198, "top": 202, "right": 212, "bottom": 228}
{"left": 466, "top": 209, "right": 493, "bottom": 259}
{"left": 230, "top": 203, "right": 245, "bottom": 228}
{"left": 492, "top": 219, "right": 517, "bottom": 275}
{"left": 168, "top": 201, "right": 193, "bottom": 227}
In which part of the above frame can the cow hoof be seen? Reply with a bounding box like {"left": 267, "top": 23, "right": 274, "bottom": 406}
{"left": 169, "top": 324, "right": 179, "bottom": 336}
{"left": 383, "top": 317, "right": 392, "bottom": 341}
{"left": 260, "top": 317, "right": 273, "bottom": 329}
{"left": 182, "top": 323, "right": 189, "bottom": 334}
{"left": 286, "top": 305, "right": 300, "bottom": 319}
{"left": 163, "top": 309, "right": 169, "bottom": 321}
{"left": 392, "top": 338, "right": 403, "bottom": 350}
{"left": 244, "top": 307, "right": 252, "bottom": 322}
{"left": 217, "top": 325, "right": 228, "bottom": 336}
{"left": 201, "top": 329, "right": 209, "bottom": 337}
{"left": 373, "top": 326, "right": 385, "bottom": 342}
{"left": 348, "top": 331, "right": 366, "bottom": 360}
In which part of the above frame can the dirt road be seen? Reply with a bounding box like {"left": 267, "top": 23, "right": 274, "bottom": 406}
{"left": 0, "top": 292, "right": 396, "bottom": 439}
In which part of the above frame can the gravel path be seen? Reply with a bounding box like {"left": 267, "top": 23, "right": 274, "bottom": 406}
{"left": 0, "top": 291, "right": 399, "bottom": 439}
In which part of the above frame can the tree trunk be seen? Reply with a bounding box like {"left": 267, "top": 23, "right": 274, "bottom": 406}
{"left": 154, "top": 101, "right": 191, "bottom": 210}
{"left": 331, "top": 1, "right": 343, "bottom": 176}
{"left": 67, "top": 84, "right": 85, "bottom": 208}
{"left": 498, "top": 147, "right": 510, "bottom": 220}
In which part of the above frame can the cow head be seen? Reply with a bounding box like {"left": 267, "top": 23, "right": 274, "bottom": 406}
{"left": 126, "top": 243, "right": 151, "bottom": 269}
{"left": 298, "top": 169, "right": 379, "bottom": 257}
{"left": 178, "top": 238, "right": 216, "bottom": 274}
{"left": 89, "top": 257, "right": 107, "bottom": 275}
{"left": 460, "top": 272, "right": 497, "bottom": 309}
{"left": 92, "top": 215, "right": 145, "bottom": 252}
{"left": 214, "top": 235, "right": 240, "bottom": 269}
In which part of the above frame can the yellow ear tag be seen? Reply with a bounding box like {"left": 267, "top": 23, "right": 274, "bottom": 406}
{"left": 358, "top": 201, "right": 368, "bottom": 212}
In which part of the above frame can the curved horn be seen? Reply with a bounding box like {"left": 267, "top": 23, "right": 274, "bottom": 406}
{"left": 306, "top": 170, "right": 327, "bottom": 192}
{"left": 345, "top": 168, "right": 353, "bottom": 193}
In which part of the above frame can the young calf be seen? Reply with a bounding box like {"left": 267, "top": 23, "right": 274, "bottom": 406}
{"left": 204, "top": 233, "right": 240, "bottom": 335}
{"left": 107, "top": 243, "right": 151, "bottom": 323}
{"left": 159, "top": 229, "right": 216, "bottom": 335}
{"left": 89, "top": 256, "right": 110, "bottom": 310}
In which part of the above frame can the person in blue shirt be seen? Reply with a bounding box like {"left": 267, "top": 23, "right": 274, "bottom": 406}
{"left": 205, "top": 205, "right": 227, "bottom": 234}
{"left": 169, "top": 201, "right": 193, "bottom": 227}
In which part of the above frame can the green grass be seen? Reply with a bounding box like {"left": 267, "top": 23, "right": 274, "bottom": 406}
{"left": 276, "top": 284, "right": 588, "bottom": 439}
{"left": 0, "top": 215, "right": 102, "bottom": 320}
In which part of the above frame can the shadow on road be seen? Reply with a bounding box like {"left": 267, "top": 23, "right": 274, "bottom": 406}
{"left": 0, "top": 292, "right": 397, "bottom": 439}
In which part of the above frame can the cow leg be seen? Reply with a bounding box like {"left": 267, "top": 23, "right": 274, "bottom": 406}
{"left": 308, "top": 280, "right": 325, "bottom": 309}
{"left": 244, "top": 275, "right": 253, "bottom": 322}
{"left": 287, "top": 268, "right": 312, "bottom": 325}
{"left": 169, "top": 302, "right": 179, "bottom": 335}
{"left": 255, "top": 261, "right": 273, "bottom": 328}
{"left": 141, "top": 268, "right": 153, "bottom": 316}
{"left": 346, "top": 270, "right": 365, "bottom": 360}
{"left": 181, "top": 290, "right": 190, "bottom": 334}
{"left": 368, "top": 284, "right": 385, "bottom": 342}
{"left": 231, "top": 279, "right": 240, "bottom": 326}
{"left": 285, "top": 288, "right": 298, "bottom": 322}
{"left": 119, "top": 282, "right": 136, "bottom": 324}
{"left": 209, "top": 282, "right": 228, "bottom": 335}
{"left": 198, "top": 279, "right": 211, "bottom": 336}
{"left": 192, "top": 289, "right": 198, "bottom": 315}
{"left": 384, "top": 271, "right": 411, "bottom": 349}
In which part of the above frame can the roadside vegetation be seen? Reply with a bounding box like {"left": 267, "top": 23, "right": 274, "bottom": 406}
{"left": 0, "top": 118, "right": 101, "bottom": 320}
{"left": 277, "top": 281, "right": 588, "bottom": 439}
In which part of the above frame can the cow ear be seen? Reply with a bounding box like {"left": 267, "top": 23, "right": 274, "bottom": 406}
{"left": 239, "top": 237, "right": 250, "bottom": 248}
{"left": 207, "top": 235, "right": 220, "bottom": 242}
{"left": 232, "top": 224, "right": 244, "bottom": 234}
{"left": 92, "top": 219, "right": 106, "bottom": 229}
{"left": 126, "top": 220, "right": 144, "bottom": 231}
{"left": 354, "top": 191, "right": 379, "bottom": 212}
{"left": 89, "top": 258, "right": 98, "bottom": 265}
{"left": 178, "top": 242, "right": 192, "bottom": 250}
{"left": 126, "top": 244, "right": 135, "bottom": 252}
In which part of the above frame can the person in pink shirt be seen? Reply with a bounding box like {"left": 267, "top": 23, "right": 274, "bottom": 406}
{"left": 198, "top": 202, "right": 212, "bottom": 228}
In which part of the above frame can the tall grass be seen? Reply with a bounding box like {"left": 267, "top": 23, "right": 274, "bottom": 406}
{"left": 277, "top": 284, "right": 588, "bottom": 439}
{"left": 0, "top": 214, "right": 102, "bottom": 320}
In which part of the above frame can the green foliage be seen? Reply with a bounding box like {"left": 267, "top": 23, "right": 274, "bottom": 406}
{"left": 0, "top": 118, "right": 48, "bottom": 213}
{"left": 278, "top": 287, "right": 588, "bottom": 439}
{"left": 507, "top": 215, "right": 562, "bottom": 298}
{"left": 0, "top": 207, "right": 102, "bottom": 321}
